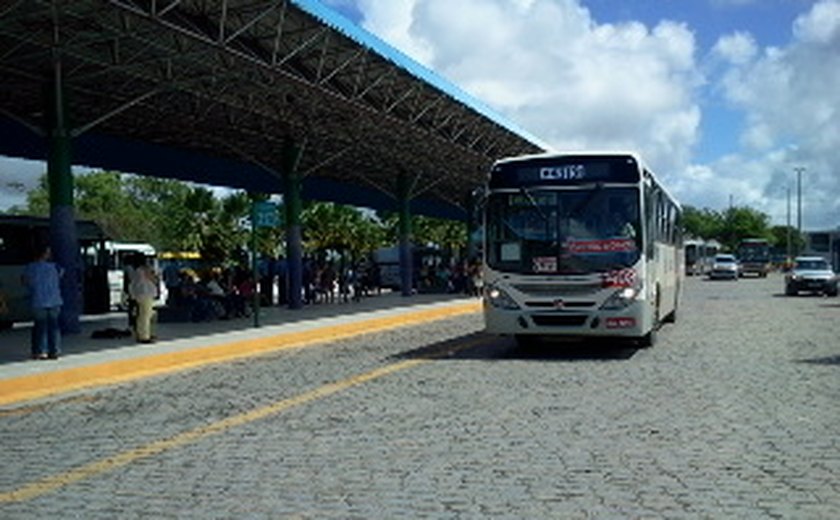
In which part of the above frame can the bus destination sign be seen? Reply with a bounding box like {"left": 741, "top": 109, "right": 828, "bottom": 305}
{"left": 539, "top": 164, "right": 585, "bottom": 181}
{"left": 489, "top": 155, "right": 640, "bottom": 189}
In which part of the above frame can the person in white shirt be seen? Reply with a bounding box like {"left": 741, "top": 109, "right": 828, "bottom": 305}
{"left": 129, "top": 255, "right": 159, "bottom": 343}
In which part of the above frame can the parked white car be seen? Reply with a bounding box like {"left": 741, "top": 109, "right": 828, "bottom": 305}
{"left": 709, "top": 254, "right": 739, "bottom": 280}
{"left": 785, "top": 256, "right": 838, "bottom": 296}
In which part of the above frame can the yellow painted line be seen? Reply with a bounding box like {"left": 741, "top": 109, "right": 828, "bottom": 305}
{"left": 0, "top": 334, "right": 486, "bottom": 504}
{"left": 0, "top": 300, "right": 480, "bottom": 407}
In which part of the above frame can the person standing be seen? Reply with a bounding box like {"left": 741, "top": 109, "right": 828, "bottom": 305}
{"left": 22, "top": 245, "right": 63, "bottom": 360}
{"left": 129, "top": 255, "right": 159, "bottom": 343}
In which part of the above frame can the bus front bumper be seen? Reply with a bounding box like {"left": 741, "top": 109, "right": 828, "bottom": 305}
{"left": 483, "top": 301, "right": 652, "bottom": 339}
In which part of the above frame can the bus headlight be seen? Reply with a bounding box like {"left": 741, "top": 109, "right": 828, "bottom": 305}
{"left": 600, "top": 285, "right": 640, "bottom": 310}
{"left": 484, "top": 284, "right": 520, "bottom": 310}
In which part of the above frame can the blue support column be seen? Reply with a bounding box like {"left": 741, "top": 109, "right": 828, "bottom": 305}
{"left": 465, "top": 191, "right": 478, "bottom": 262}
{"left": 282, "top": 141, "right": 304, "bottom": 310}
{"left": 46, "top": 65, "right": 82, "bottom": 334}
{"left": 397, "top": 173, "right": 413, "bottom": 297}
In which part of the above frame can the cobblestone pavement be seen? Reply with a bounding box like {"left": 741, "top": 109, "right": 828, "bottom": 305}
{"left": 1, "top": 273, "right": 838, "bottom": 518}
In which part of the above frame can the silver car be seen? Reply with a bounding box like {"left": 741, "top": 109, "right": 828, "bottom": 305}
{"left": 785, "top": 256, "right": 838, "bottom": 296}
{"left": 709, "top": 254, "right": 739, "bottom": 280}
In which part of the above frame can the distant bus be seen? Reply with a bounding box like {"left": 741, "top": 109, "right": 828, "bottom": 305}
{"left": 0, "top": 215, "right": 110, "bottom": 329}
{"left": 96, "top": 242, "right": 163, "bottom": 310}
{"left": 481, "top": 151, "right": 683, "bottom": 347}
{"left": 684, "top": 238, "right": 720, "bottom": 276}
{"left": 684, "top": 239, "right": 704, "bottom": 276}
{"left": 736, "top": 238, "right": 771, "bottom": 277}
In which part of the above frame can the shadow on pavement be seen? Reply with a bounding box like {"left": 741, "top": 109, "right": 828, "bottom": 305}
{"left": 797, "top": 355, "right": 840, "bottom": 366}
{"left": 773, "top": 293, "right": 838, "bottom": 299}
{"left": 394, "top": 333, "right": 640, "bottom": 363}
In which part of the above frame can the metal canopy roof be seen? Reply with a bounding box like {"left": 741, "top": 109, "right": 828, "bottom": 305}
{"left": 0, "top": 0, "right": 545, "bottom": 219}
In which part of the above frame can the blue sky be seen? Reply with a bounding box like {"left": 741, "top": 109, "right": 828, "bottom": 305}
{"left": 2, "top": 0, "right": 838, "bottom": 230}
{"left": 584, "top": 0, "right": 811, "bottom": 161}
{"left": 317, "top": 0, "right": 838, "bottom": 229}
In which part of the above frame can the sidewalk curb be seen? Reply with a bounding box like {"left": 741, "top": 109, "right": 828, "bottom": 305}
{"left": 0, "top": 300, "right": 481, "bottom": 407}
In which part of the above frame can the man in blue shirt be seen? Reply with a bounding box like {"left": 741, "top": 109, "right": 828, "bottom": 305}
{"left": 22, "top": 245, "right": 63, "bottom": 360}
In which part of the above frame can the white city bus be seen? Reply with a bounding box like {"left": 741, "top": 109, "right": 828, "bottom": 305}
{"left": 0, "top": 215, "right": 110, "bottom": 330}
{"left": 481, "top": 152, "right": 683, "bottom": 347}
{"left": 684, "top": 238, "right": 720, "bottom": 276}
{"left": 98, "top": 242, "right": 163, "bottom": 310}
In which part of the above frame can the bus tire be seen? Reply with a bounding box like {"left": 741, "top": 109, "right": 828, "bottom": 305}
{"left": 638, "top": 328, "right": 657, "bottom": 348}
{"left": 663, "top": 284, "right": 679, "bottom": 324}
{"left": 640, "top": 292, "right": 661, "bottom": 347}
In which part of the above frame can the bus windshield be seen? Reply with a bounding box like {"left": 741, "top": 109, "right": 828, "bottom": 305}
{"left": 737, "top": 241, "right": 769, "bottom": 261}
{"left": 486, "top": 187, "right": 641, "bottom": 275}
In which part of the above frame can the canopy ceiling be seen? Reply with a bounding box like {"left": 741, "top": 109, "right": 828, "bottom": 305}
{"left": 0, "top": 0, "right": 546, "bottom": 219}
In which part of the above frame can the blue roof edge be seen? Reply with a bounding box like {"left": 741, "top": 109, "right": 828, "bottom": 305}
{"left": 293, "top": 0, "right": 549, "bottom": 152}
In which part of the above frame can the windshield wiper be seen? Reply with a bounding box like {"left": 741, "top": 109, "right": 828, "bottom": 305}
{"left": 565, "top": 182, "right": 605, "bottom": 217}
{"left": 520, "top": 186, "right": 550, "bottom": 223}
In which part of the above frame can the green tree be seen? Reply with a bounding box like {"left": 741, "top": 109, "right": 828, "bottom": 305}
{"left": 169, "top": 187, "right": 256, "bottom": 265}
{"left": 412, "top": 216, "right": 467, "bottom": 258}
{"left": 719, "top": 206, "right": 771, "bottom": 252}
{"left": 302, "top": 202, "right": 385, "bottom": 261}
{"left": 682, "top": 205, "right": 723, "bottom": 240}
{"left": 769, "top": 225, "right": 805, "bottom": 257}
{"left": 377, "top": 210, "right": 467, "bottom": 258}
{"left": 682, "top": 204, "right": 773, "bottom": 252}
{"left": 12, "top": 171, "right": 256, "bottom": 265}
{"left": 15, "top": 171, "right": 162, "bottom": 243}
{"left": 123, "top": 176, "right": 192, "bottom": 250}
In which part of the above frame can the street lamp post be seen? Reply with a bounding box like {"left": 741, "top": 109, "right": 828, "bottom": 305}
{"left": 787, "top": 186, "right": 792, "bottom": 265}
{"left": 794, "top": 166, "right": 806, "bottom": 255}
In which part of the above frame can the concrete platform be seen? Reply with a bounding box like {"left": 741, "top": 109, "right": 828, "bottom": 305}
{"left": 0, "top": 292, "right": 482, "bottom": 406}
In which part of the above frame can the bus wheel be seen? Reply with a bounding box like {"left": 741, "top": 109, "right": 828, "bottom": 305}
{"left": 663, "top": 285, "right": 678, "bottom": 324}
{"left": 638, "top": 328, "right": 657, "bottom": 348}
{"left": 640, "top": 293, "right": 661, "bottom": 347}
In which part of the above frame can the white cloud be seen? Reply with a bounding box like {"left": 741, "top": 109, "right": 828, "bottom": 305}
{"left": 355, "top": 0, "right": 434, "bottom": 63}
{"left": 669, "top": 149, "right": 811, "bottom": 226}
{"left": 354, "top": 0, "right": 840, "bottom": 229}
{"left": 711, "top": 0, "right": 840, "bottom": 228}
{"left": 349, "top": 0, "right": 839, "bottom": 230}
{"left": 357, "top": 0, "right": 702, "bottom": 180}
{"left": 712, "top": 32, "right": 758, "bottom": 64}
{"left": 793, "top": 0, "right": 840, "bottom": 43}
{"left": 0, "top": 157, "right": 44, "bottom": 210}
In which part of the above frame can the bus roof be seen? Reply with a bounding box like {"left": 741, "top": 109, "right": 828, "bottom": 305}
{"left": 105, "top": 241, "right": 156, "bottom": 253}
{"left": 488, "top": 151, "right": 680, "bottom": 210}
{"left": 493, "top": 150, "right": 646, "bottom": 168}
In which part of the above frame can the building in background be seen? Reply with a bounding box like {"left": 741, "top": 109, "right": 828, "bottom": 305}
{"left": 802, "top": 230, "right": 840, "bottom": 272}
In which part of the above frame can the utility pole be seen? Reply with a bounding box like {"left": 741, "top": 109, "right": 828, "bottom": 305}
{"left": 786, "top": 186, "right": 792, "bottom": 265}
{"left": 794, "top": 166, "right": 805, "bottom": 255}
